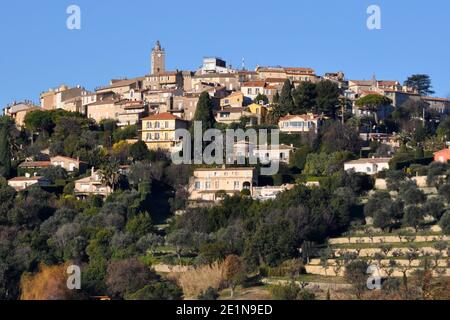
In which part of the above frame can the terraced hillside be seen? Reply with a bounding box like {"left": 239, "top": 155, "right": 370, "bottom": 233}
{"left": 306, "top": 231, "right": 450, "bottom": 277}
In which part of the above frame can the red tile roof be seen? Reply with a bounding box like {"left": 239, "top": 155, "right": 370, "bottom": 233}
{"left": 279, "top": 114, "right": 323, "bottom": 121}
{"left": 423, "top": 97, "right": 450, "bottom": 102}
{"left": 141, "top": 112, "right": 186, "bottom": 121}
{"left": 242, "top": 81, "right": 266, "bottom": 88}
{"left": 18, "top": 161, "right": 51, "bottom": 168}
{"left": 265, "top": 78, "right": 286, "bottom": 83}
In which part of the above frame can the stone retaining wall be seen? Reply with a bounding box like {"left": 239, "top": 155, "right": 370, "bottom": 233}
{"left": 329, "top": 235, "right": 449, "bottom": 245}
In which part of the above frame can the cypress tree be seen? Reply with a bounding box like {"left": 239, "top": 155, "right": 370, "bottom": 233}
{"left": 0, "top": 117, "right": 12, "bottom": 178}
{"left": 279, "top": 79, "right": 295, "bottom": 115}
{"left": 193, "top": 91, "right": 216, "bottom": 131}
{"left": 273, "top": 91, "right": 280, "bottom": 104}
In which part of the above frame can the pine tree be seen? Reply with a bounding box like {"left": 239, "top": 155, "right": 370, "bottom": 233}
{"left": 316, "top": 80, "right": 340, "bottom": 118}
{"left": 404, "top": 74, "right": 434, "bottom": 96}
{"left": 292, "top": 82, "right": 317, "bottom": 114}
{"left": 278, "top": 79, "right": 295, "bottom": 115}
{"left": 193, "top": 91, "right": 216, "bottom": 131}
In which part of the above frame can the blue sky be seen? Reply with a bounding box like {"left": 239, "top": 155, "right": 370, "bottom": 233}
{"left": 0, "top": 0, "right": 449, "bottom": 109}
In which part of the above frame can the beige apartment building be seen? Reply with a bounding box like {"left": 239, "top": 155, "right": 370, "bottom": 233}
{"left": 215, "top": 107, "right": 257, "bottom": 125}
{"left": 348, "top": 79, "right": 406, "bottom": 95}
{"left": 220, "top": 92, "right": 244, "bottom": 108}
{"left": 241, "top": 81, "right": 279, "bottom": 102}
{"left": 96, "top": 78, "right": 143, "bottom": 97}
{"left": 141, "top": 113, "right": 188, "bottom": 151}
{"left": 191, "top": 73, "right": 240, "bottom": 91}
{"left": 422, "top": 96, "right": 450, "bottom": 114}
{"left": 144, "top": 88, "right": 182, "bottom": 111}
{"left": 143, "top": 71, "right": 183, "bottom": 91}
{"left": 86, "top": 99, "right": 124, "bottom": 124}
{"left": 256, "top": 67, "right": 318, "bottom": 83}
{"left": 40, "top": 85, "right": 86, "bottom": 110}
{"left": 116, "top": 100, "right": 148, "bottom": 127}
{"left": 172, "top": 94, "right": 200, "bottom": 121}
{"left": 189, "top": 167, "right": 257, "bottom": 202}
{"left": 4, "top": 101, "right": 40, "bottom": 127}
{"left": 229, "top": 141, "right": 294, "bottom": 164}
{"left": 238, "top": 70, "right": 260, "bottom": 83}
{"left": 59, "top": 97, "right": 84, "bottom": 114}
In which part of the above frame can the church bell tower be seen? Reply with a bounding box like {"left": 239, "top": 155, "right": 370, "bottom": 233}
{"left": 151, "top": 40, "right": 165, "bottom": 74}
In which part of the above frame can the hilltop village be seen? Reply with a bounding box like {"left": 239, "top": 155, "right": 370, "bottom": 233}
{"left": 1, "top": 41, "right": 450, "bottom": 300}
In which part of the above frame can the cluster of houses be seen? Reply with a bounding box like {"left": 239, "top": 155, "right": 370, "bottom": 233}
{"left": 8, "top": 153, "right": 112, "bottom": 199}
{"left": 4, "top": 41, "right": 450, "bottom": 203}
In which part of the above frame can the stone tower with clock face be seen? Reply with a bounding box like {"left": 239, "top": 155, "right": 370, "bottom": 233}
{"left": 151, "top": 40, "right": 165, "bottom": 74}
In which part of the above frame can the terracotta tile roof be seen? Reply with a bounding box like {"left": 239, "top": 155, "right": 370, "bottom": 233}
{"left": 51, "top": 155, "right": 87, "bottom": 164}
{"left": 18, "top": 161, "right": 51, "bottom": 168}
{"left": 141, "top": 112, "right": 186, "bottom": 121}
{"left": 349, "top": 80, "right": 373, "bottom": 86}
{"left": 242, "top": 81, "right": 266, "bottom": 87}
{"left": 97, "top": 78, "right": 139, "bottom": 91}
{"left": 423, "top": 97, "right": 450, "bottom": 102}
{"left": 6, "top": 103, "right": 40, "bottom": 114}
{"left": 279, "top": 113, "right": 322, "bottom": 121}
{"left": 265, "top": 78, "right": 287, "bottom": 83}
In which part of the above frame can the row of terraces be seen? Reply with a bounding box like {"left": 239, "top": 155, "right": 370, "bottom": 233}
{"left": 306, "top": 230, "right": 450, "bottom": 278}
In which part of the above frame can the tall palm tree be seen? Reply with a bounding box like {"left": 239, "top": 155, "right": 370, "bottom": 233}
{"left": 99, "top": 158, "right": 120, "bottom": 193}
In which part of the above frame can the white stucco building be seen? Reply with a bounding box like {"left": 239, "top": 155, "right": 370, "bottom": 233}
{"left": 344, "top": 158, "right": 391, "bottom": 175}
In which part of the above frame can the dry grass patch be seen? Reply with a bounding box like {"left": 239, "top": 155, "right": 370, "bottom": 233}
{"left": 176, "top": 262, "right": 225, "bottom": 299}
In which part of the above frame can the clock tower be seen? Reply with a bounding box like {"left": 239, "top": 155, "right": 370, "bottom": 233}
{"left": 151, "top": 40, "right": 165, "bottom": 74}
